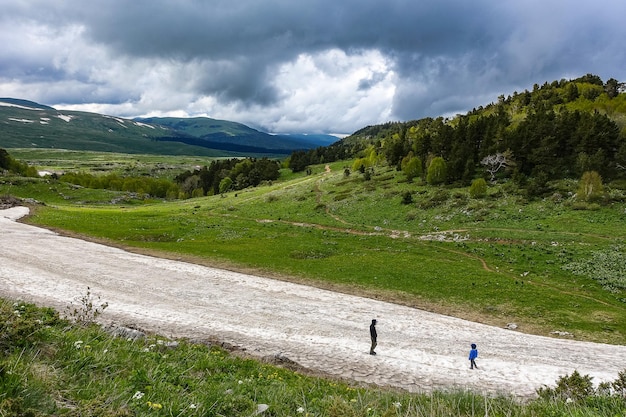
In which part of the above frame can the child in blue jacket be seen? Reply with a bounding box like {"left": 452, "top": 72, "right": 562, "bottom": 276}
{"left": 469, "top": 343, "right": 478, "bottom": 369}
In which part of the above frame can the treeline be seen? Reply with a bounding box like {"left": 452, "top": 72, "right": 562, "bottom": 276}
{"left": 288, "top": 74, "right": 626, "bottom": 185}
{"left": 174, "top": 157, "right": 280, "bottom": 197}
{"left": 61, "top": 157, "right": 280, "bottom": 198}
{"left": 0, "top": 148, "right": 38, "bottom": 177}
{"left": 0, "top": 148, "right": 281, "bottom": 199}
{"left": 60, "top": 172, "right": 180, "bottom": 199}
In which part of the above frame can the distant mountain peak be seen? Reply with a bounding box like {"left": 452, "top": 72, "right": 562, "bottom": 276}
{"left": 0, "top": 98, "right": 55, "bottom": 111}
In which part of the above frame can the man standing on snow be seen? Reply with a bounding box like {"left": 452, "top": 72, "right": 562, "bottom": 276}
{"left": 370, "top": 319, "right": 378, "bottom": 355}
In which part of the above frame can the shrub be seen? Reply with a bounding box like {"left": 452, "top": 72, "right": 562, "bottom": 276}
{"left": 612, "top": 370, "right": 626, "bottom": 397}
{"left": 469, "top": 178, "right": 488, "bottom": 198}
{"left": 537, "top": 370, "right": 595, "bottom": 402}
{"left": 577, "top": 171, "right": 605, "bottom": 202}
{"left": 426, "top": 157, "right": 447, "bottom": 185}
{"left": 525, "top": 172, "right": 551, "bottom": 199}
{"left": 219, "top": 177, "right": 233, "bottom": 194}
{"left": 571, "top": 201, "right": 601, "bottom": 210}
{"left": 65, "top": 287, "right": 108, "bottom": 326}
{"left": 418, "top": 189, "right": 450, "bottom": 209}
{"left": 401, "top": 154, "right": 422, "bottom": 182}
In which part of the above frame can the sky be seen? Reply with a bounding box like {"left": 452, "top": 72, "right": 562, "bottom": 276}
{"left": 1, "top": 1, "right": 625, "bottom": 136}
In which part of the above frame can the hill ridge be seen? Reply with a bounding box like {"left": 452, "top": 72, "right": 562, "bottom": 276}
{"left": 0, "top": 98, "right": 337, "bottom": 156}
{"left": 288, "top": 74, "right": 626, "bottom": 185}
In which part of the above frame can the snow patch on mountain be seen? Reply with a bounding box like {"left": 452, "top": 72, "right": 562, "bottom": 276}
{"left": 134, "top": 121, "right": 155, "bottom": 129}
{"left": 0, "top": 101, "right": 44, "bottom": 111}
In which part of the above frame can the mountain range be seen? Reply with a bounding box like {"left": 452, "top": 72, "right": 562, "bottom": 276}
{"left": 0, "top": 98, "right": 339, "bottom": 157}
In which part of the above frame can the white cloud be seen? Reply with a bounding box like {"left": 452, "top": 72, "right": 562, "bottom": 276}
{"left": 57, "top": 49, "right": 396, "bottom": 135}
{"left": 216, "top": 49, "right": 396, "bottom": 133}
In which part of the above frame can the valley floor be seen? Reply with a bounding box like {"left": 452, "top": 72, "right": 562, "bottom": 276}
{"left": 1, "top": 207, "right": 625, "bottom": 399}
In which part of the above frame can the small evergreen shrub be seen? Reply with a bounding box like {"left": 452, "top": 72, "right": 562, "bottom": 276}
{"left": 469, "top": 178, "right": 487, "bottom": 198}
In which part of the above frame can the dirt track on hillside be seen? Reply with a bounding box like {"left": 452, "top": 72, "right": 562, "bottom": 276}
{"left": 2, "top": 206, "right": 626, "bottom": 399}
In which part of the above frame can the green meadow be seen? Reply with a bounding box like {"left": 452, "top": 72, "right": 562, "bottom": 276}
{"left": 6, "top": 148, "right": 214, "bottom": 176}
{"left": 4, "top": 156, "right": 626, "bottom": 344}
{"left": 3, "top": 151, "right": 626, "bottom": 415}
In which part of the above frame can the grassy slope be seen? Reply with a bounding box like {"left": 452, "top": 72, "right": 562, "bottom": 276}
{"left": 9, "top": 299, "right": 623, "bottom": 417}
{"left": 6, "top": 159, "right": 626, "bottom": 345}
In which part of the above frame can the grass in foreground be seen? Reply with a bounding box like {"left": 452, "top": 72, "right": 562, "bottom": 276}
{"left": 2, "top": 298, "right": 626, "bottom": 417}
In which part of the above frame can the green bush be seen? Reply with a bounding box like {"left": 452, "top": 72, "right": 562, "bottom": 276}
{"left": 577, "top": 171, "right": 605, "bottom": 202}
{"left": 469, "top": 178, "right": 488, "bottom": 198}
{"left": 612, "top": 370, "right": 626, "bottom": 397}
{"left": 426, "top": 157, "right": 447, "bottom": 185}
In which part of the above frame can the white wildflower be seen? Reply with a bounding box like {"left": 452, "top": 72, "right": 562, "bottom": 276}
{"left": 297, "top": 406, "right": 305, "bottom": 413}
{"left": 132, "top": 391, "right": 144, "bottom": 400}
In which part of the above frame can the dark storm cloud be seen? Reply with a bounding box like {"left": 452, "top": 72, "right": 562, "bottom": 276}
{"left": 4, "top": 0, "right": 500, "bottom": 103}
{"left": 2, "top": 0, "right": 626, "bottom": 133}
{"left": 69, "top": 1, "right": 496, "bottom": 61}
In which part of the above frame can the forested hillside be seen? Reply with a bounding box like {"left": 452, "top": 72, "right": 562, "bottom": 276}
{"left": 289, "top": 74, "right": 626, "bottom": 189}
